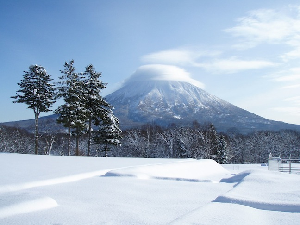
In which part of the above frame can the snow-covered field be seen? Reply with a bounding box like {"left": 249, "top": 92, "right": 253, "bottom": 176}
{"left": 0, "top": 153, "right": 300, "bottom": 224}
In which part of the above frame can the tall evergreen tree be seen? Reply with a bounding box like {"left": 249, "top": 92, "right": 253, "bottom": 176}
{"left": 82, "top": 64, "right": 111, "bottom": 156}
{"left": 55, "top": 60, "right": 75, "bottom": 155}
{"left": 93, "top": 112, "right": 121, "bottom": 157}
{"left": 12, "top": 65, "right": 56, "bottom": 154}
{"left": 206, "top": 124, "right": 219, "bottom": 158}
{"left": 216, "top": 135, "right": 228, "bottom": 164}
{"left": 55, "top": 60, "right": 87, "bottom": 156}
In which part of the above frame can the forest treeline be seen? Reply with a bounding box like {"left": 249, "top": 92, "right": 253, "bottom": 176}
{"left": 1, "top": 121, "right": 299, "bottom": 164}
{"left": 8, "top": 62, "right": 300, "bottom": 164}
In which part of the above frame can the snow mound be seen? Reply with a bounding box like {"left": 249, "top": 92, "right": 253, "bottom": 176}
{"left": 216, "top": 170, "right": 300, "bottom": 212}
{"left": 104, "top": 159, "right": 231, "bottom": 182}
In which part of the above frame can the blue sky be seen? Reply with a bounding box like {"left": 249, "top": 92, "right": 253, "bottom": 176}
{"left": 1, "top": 0, "right": 300, "bottom": 125}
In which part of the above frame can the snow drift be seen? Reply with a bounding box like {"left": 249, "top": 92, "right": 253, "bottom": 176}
{"left": 216, "top": 170, "right": 300, "bottom": 212}
{"left": 105, "top": 159, "right": 231, "bottom": 182}
{"left": 1, "top": 153, "right": 300, "bottom": 224}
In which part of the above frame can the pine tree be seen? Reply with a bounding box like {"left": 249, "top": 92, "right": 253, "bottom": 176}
{"left": 93, "top": 112, "right": 121, "bottom": 157}
{"left": 11, "top": 65, "right": 56, "bottom": 154}
{"left": 216, "top": 135, "right": 228, "bottom": 164}
{"left": 55, "top": 60, "right": 87, "bottom": 156}
{"left": 175, "top": 138, "right": 187, "bottom": 158}
{"left": 206, "top": 124, "right": 219, "bottom": 158}
{"left": 82, "top": 64, "right": 110, "bottom": 156}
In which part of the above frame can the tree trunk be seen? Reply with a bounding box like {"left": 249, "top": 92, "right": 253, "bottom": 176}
{"left": 75, "top": 127, "right": 79, "bottom": 156}
{"left": 68, "top": 126, "right": 71, "bottom": 156}
{"left": 46, "top": 137, "right": 55, "bottom": 155}
{"left": 34, "top": 112, "right": 39, "bottom": 155}
{"left": 87, "top": 117, "right": 92, "bottom": 156}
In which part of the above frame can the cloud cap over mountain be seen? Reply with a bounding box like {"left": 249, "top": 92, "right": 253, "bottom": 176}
{"left": 124, "top": 64, "right": 205, "bottom": 88}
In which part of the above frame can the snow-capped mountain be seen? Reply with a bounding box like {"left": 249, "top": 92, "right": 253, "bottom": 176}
{"left": 106, "top": 79, "right": 300, "bottom": 133}
{"left": 2, "top": 69, "right": 300, "bottom": 134}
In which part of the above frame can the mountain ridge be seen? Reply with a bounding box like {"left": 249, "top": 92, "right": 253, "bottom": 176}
{"left": 105, "top": 80, "right": 300, "bottom": 133}
{"left": 2, "top": 80, "right": 300, "bottom": 134}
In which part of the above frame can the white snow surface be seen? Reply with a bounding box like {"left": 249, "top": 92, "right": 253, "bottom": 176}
{"left": 0, "top": 153, "right": 300, "bottom": 224}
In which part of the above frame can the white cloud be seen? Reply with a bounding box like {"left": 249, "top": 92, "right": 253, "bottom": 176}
{"left": 125, "top": 64, "right": 205, "bottom": 88}
{"left": 226, "top": 9, "right": 291, "bottom": 44}
{"left": 198, "top": 57, "right": 276, "bottom": 73}
{"left": 141, "top": 48, "right": 275, "bottom": 74}
{"left": 275, "top": 74, "right": 300, "bottom": 82}
{"left": 225, "top": 6, "right": 300, "bottom": 56}
{"left": 282, "top": 84, "right": 300, "bottom": 89}
{"left": 269, "top": 68, "right": 300, "bottom": 87}
{"left": 141, "top": 48, "right": 221, "bottom": 67}
{"left": 141, "top": 49, "right": 195, "bottom": 65}
{"left": 285, "top": 96, "right": 300, "bottom": 105}
{"left": 281, "top": 45, "right": 300, "bottom": 61}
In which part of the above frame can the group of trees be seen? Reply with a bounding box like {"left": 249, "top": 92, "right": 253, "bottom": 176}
{"left": 116, "top": 122, "right": 228, "bottom": 163}
{"left": 2, "top": 121, "right": 300, "bottom": 163}
{"left": 7, "top": 62, "right": 300, "bottom": 162}
{"left": 112, "top": 124, "right": 300, "bottom": 163}
{"left": 0, "top": 125, "right": 113, "bottom": 156}
{"left": 11, "top": 61, "right": 121, "bottom": 156}
{"left": 0, "top": 126, "right": 34, "bottom": 154}
{"left": 227, "top": 129, "right": 300, "bottom": 163}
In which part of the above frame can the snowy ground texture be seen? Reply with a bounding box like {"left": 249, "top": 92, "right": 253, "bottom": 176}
{"left": 0, "top": 153, "right": 300, "bottom": 224}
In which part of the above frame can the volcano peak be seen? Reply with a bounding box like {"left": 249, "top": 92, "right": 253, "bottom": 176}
{"left": 124, "top": 64, "right": 204, "bottom": 89}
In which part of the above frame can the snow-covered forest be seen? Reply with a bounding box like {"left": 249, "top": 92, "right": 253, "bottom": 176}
{"left": 1, "top": 122, "right": 299, "bottom": 163}
{"left": 4, "top": 62, "right": 300, "bottom": 163}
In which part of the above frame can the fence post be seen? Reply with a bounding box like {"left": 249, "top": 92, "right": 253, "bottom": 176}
{"left": 289, "top": 160, "right": 291, "bottom": 174}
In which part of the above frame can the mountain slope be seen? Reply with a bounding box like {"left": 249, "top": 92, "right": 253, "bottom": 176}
{"left": 106, "top": 80, "right": 300, "bottom": 133}
{"left": 2, "top": 80, "right": 300, "bottom": 134}
{"left": 1, "top": 114, "right": 63, "bottom": 133}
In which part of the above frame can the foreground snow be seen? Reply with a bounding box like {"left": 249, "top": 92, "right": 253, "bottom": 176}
{"left": 0, "top": 153, "right": 299, "bottom": 224}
